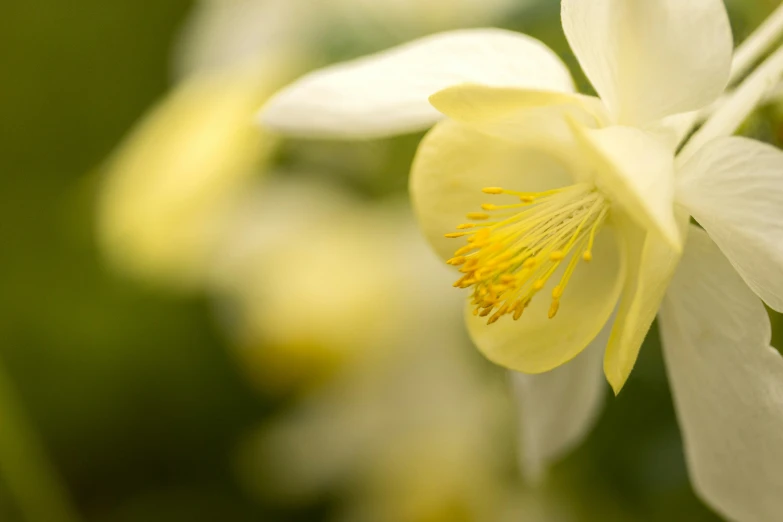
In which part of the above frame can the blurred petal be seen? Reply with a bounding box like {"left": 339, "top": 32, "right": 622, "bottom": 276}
{"left": 678, "top": 137, "right": 783, "bottom": 312}
{"left": 173, "top": 0, "right": 309, "bottom": 78}
{"left": 260, "top": 29, "right": 574, "bottom": 139}
{"left": 561, "top": 0, "right": 732, "bottom": 125}
{"left": 659, "top": 226, "right": 783, "bottom": 522}
{"left": 99, "top": 66, "right": 279, "bottom": 289}
{"left": 603, "top": 215, "right": 685, "bottom": 394}
{"left": 512, "top": 319, "right": 608, "bottom": 481}
{"left": 570, "top": 125, "right": 681, "bottom": 251}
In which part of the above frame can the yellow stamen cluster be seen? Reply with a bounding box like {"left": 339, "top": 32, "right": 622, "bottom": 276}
{"left": 445, "top": 184, "right": 608, "bottom": 325}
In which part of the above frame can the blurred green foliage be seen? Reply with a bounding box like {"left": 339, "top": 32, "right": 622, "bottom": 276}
{"left": 0, "top": 1, "right": 781, "bottom": 521}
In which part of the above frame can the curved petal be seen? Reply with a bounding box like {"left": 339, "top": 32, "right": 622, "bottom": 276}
{"left": 511, "top": 318, "right": 609, "bottom": 482}
{"left": 603, "top": 213, "right": 686, "bottom": 394}
{"left": 98, "top": 66, "right": 279, "bottom": 289}
{"left": 659, "top": 226, "right": 783, "bottom": 522}
{"left": 260, "top": 29, "right": 574, "bottom": 139}
{"left": 429, "top": 85, "right": 610, "bottom": 128}
{"left": 678, "top": 137, "right": 783, "bottom": 312}
{"left": 561, "top": 0, "right": 732, "bottom": 126}
{"left": 410, "top": 120, "right": 579, "bottom": 261}
{"left": 465, "top": 226, "right": 623, "bottom": 374}
{"left": 570, "top": 124, "right": 681, "bottom": 251}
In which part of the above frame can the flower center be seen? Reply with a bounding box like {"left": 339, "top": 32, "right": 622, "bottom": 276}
{"left": 444, "top": 183, "right": 609, "bottom": 324}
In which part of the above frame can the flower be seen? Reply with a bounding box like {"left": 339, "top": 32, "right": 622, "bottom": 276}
{"left": 260, "top": 1, "right": 783, "bottom": 519}
{"left": 209, "top": 178, "right": 462, "bottom": 391}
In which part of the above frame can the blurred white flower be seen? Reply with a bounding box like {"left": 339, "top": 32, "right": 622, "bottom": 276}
{"left": 260, "top": 1, "right": 783, "bottom": 519}
{"left": 209, "top": 178, "right": 461, "bottom": 390}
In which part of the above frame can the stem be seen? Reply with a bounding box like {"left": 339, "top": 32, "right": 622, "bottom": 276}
{"left": 679, "top": 44, "right": 783, "bottom": 165}
{"left": 730, "top": 2, "right": 783, "bottom": 86}
{"left": 0, "top": 361, "right": 81, "bottom": 522}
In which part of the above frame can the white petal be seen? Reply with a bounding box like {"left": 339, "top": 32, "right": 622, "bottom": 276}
{"left": 260, "top": 29, "right": 574, "bottom": 139}
{"left": 511, "top": 319, "right": 608, "bottom": 482}
{"left": 678, "top": 137, "right": 783, "bottom": 312}
{"left": 570, "top": 125, "right": 681, "bottom": 251}
{"left": 659, "top": 226, "right": 783, "bottom": 522}
{"left": 561, "top": 0, "right": 732, "bottom": 126}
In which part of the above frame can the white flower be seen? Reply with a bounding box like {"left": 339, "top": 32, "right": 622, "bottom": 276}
{"left": 260, "top": 1, "right": 783, "bottom": 520}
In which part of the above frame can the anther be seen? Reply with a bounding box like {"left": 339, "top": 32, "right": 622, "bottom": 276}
{"left": 445, "top": 232, "right": 469, "bottom": 238}
{"left": 482, "top": 187, "right": 504, "bottom": 195}
{"left": 549, "top": 251, "right": 565, "bottom": 261}
{"left": 447, "top": 256, "right": 467, "bottom": 266}
{"left": 582, "top": 251, "right": 593, "bottom": 262}
{"left": 466, "top": 212, "right": 490, "bottom": 220}
{"left": 548, "top": 300, "right": 560, "bottom": 319}
{"left": 481, "top": 203, "right": 499, "bottom": 211}
{"left": 457, "top": 223, "right": 476, "bottom": 230}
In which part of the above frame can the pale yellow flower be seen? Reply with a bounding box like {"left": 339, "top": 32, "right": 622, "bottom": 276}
{"left": 210, "top": 179, "right": 459, "bottom": 390}
{"left": 261, "top": 1, "right": 783, "bottom": 519}
{"left": 98, "top": 64, "right": 284, "bottom": 289}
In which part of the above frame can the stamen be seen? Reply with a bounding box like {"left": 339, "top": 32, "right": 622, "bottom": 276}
{"left": 444, "top": 183, "right": 609, "bottom": 325}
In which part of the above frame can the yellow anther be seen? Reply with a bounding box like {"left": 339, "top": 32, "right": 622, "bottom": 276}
{"left": 582, "top": 251, "right": 593, "bottom": 262}
{"left": 482, "top": 187, "right": 504, "bottom": 195}
{"left": 548, "top": 300, "right": 560, "bottom": 319}
{"left": 447, "top": 183, "right": 609, "bottom": 325}
{"left": 470, "top": 229, "right": 491, "bottom": 243}
{"left": 445, "top": 232, "right": 469, "bottom": 239}
{"left": 455, "top": 245, "right": 475, "bottom": 256}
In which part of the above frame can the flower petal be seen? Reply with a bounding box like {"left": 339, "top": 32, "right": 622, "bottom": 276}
{"left": 561, "top": 0, "right": 732, "bottom": 126}
{"left": 464, "top": 226, "right": 623, "bottom": 374}
{"left": 511, "top": 319, "right": 608, "bottom": 482}
{"left": 659, "top": 226, "right": 783, "bottom": 522}
{"left": 98, "top": 66, "right": 279, "bottom": 289}
{"left": 411, "top": 120, "right": 579, "bottom": 261}
{"left": 570, "top": 124, "right": 681, "bottom": 251}
{"left": 429, "top": 85, "right": 610, "bottom": 128}
{"left": 678, "top": 137, "right": 783, "bottom": 312}
{"left": 603, "top": 214, "right": 686, "bottom": 394}
{"left": 412, "top": 120, "right": 624, "bottom": 374}
{"left": 260, "top": 29, "right": 574, "bottom": 139}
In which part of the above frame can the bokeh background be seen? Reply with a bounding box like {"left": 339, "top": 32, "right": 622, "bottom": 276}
{"left": 1, "top": 1, "right": 782, "bottom": 521}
